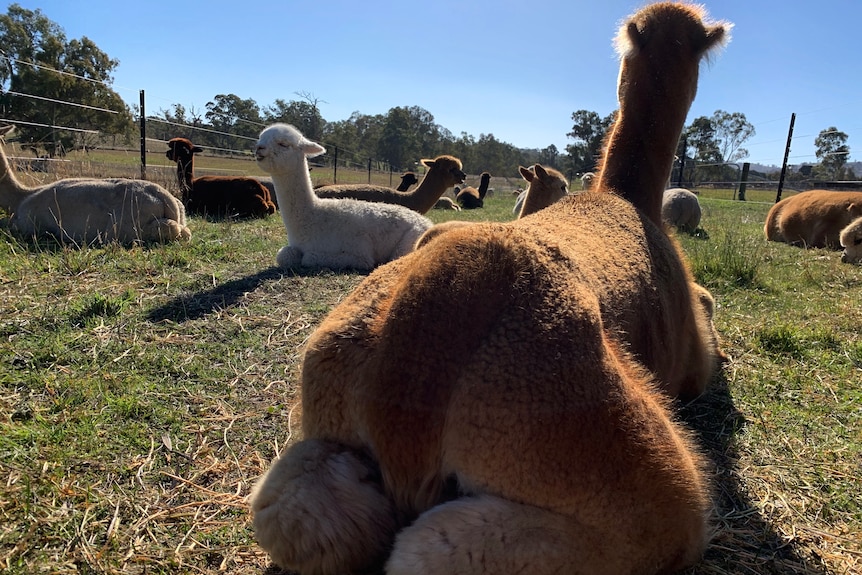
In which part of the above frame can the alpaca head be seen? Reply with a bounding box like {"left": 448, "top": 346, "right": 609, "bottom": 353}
{"left": 613, "top": 3, "right": 730, "bottom": 108}
{"left": 165, "top": 137, "right": 203, "bottom": 164}
{"left": 519, "top": 164, "right": 569, "bottom": 202}
{"left": 255, "top": 123, "right": 326, "bottom": 175}
{"left": 840, "top": 216, "right": 862, "bottom": 264}
{"left": 420, "top": 155, "right": 466, "bottom": 187}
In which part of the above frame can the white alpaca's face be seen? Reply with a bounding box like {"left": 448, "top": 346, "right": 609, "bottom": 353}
{"left": 255, "top": 124, "right": 325, "bottom": 174}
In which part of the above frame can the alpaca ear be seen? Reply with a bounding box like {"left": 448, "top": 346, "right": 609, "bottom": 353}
{"left": 519, "top": 166, "right": 535, "bottom": 182}
{"left": 192, "top": 146, "right": 203, "bottom": 154}
{"left": 303, "top": 141, "right": 326, "bottom": 158}
{"left": 421, "top": 158, "right": 434, "bottom": 169}
{"left": 698, "top": 23, "right": 731, "bottom": 56}
{"left": 534, "top": 164, "right": 549, "bottom": 178}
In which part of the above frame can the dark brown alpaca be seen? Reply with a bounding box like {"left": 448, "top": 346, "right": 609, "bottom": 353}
{"left": 165, "top": 137, "right": 276, "bottom": 219}
{"left": 251, "top": 4, "right": 730, "bottom": 574}
{"left": 456, "top": 171, "right": 491, "bottom": 209}
{"left": 396, "top": 172, "right": 419, "bottom": 191}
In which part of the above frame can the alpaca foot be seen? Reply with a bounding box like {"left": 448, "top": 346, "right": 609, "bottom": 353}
{"left": 275, "top": 245, "right": 302, "bottom": 269}
{"left": 249, "top": 439, "right": 398, "bottom": 574}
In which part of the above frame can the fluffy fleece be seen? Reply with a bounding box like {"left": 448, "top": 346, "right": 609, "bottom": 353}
{"left": 0, "top": 126, "right": 190, "bottom": 244}
{"left": 764, "top": 189, "right": 862, "bottom": 248}
{"left": 255, "top": 123, "right": 432, "bottom": 271}
{"left": 250, "top": 4, "right": 730, "bottom": 574}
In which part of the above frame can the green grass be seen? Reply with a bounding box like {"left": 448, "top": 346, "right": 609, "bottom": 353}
{"left": 0, "top": 191, "right": 860, "bottom": 574}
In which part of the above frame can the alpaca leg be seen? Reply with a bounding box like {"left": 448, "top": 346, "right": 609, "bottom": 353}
{"left": 385, "top": 494, "right": 705, "bottom": 575}
{"left": 276, "top": 245, "right": 303, "bottom": 269}
{"left": 250, "top": 438, "right": 399, "bottom": 574}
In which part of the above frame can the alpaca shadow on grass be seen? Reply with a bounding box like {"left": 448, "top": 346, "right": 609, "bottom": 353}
{"left": 145, "top": 265, "right": 369, "bottom": 324}
{"left": 679, "top": 369, "right": 831, "bottom": 574}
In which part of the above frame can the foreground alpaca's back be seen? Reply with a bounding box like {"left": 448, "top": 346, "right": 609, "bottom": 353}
{"left": 0, "top": 126, "right": 190, "bottom": 244}
{"left": 315, "top": 156, "right": 466, "bottom": 214}
{"left": 255, "top": 123, "right": 432, "bottom": 271}
{"left": 251, "top": 4, "right": 730, "bottom": 575}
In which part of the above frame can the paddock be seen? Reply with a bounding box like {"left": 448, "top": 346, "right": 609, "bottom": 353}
{"left": 0, "top": 189, "right": 859, "bottom": 573}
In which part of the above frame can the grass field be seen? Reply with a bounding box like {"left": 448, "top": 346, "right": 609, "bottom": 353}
{"left": 0, "top": 174, "right": 859, "bottom": 574}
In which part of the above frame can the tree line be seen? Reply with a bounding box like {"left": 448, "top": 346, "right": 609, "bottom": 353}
{"left": 0, "top": 3, "right": 852, "bottom": 183}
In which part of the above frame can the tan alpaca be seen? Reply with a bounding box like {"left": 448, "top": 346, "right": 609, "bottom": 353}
{"left": 315, "top": 156, "right": 466, "bottom": 214}
{"left": 764, "top": 189, "right": 862, "bottom": 249}
{"left": 0, "top": 126, "right": 190, "bottom": 245}
{"left": 251, "top": 3, "right": 730, "bottom": 574}
{"left": 516, "top": 164, "right": 570, "bottom": 218}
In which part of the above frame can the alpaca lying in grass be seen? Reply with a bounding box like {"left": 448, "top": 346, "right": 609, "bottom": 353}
{"left": 456, "top": 171, "right": 491, "bottom": 209}
{"left": 315, "top": 156, "right": 466, "bottom": 214}
{"left": 764, "top": 189, "right": 862, "bottom": 249}
{"left": 166, "top": 137, "right": 276, "bottom": 219}
{"left": 255, "top": 124, "right": 432, "bottom": 271}
{"left": 514, "top": 164, "right": 570, "bottom": 218}
{"left": 840, "top": 215, "right": 862, "bottom": 263}
{"left": 0, "top": 125, "right": 190, "bottom": 245}
{"left": 250, "top": 4, "right": 730, "bottom": 574}
{"left": 662, "top": 187, "right": 702, "bottom": 232}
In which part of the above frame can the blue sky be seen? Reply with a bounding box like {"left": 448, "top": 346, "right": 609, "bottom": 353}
{"left": 6, "top": 0, "right": 862, "bottom": 168}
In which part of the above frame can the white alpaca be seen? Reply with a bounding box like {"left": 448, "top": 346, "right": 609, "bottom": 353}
{"left": 255, "top": 123, "right": 433, "bottom": 271}
{"left": 0, "top": 125, "right": 190, "bottom": 245}
{"left": 661, "top": 188, "right": 702, "bottom": 232}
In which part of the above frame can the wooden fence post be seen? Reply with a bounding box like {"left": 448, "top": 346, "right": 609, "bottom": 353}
{"left": 737, "top": 162, "right": 750, "bottom": 201}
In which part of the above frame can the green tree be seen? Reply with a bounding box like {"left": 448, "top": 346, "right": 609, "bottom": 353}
{"left": 0, "top": 3, "right": 133, "bottom": 154}
{"left": 265, "top": 98, "right": 325, "bottom": 141}
{"left": 683, "top": 110, "right": 754, "bottom": 184}
{"left": 204, "top": 94, "right": 262, "bottom": 152}
{"left": 814, "top": 127, "right": 850, "bottom": 179}
{"left": 565, "top": 110, "right": 615, "bottom": 174}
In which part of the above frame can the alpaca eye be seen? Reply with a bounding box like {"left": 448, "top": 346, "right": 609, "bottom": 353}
{"left": 855, "top": 238, "right": 862, "bottom": 246}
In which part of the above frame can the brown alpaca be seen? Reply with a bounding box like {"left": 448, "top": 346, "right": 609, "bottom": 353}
{"left": 315, "top": 156, "right": 466, "bottom": 214}
{"left": 595, "top": 4, "right": 729, "bottom": 229}
{"left": 456, "top": 171, "right": 491, "bottom": 209}
{"left": 165, "top": 137, "right": 276, "bottom": 219}
{"left": 250, "top": 4, "right": 730, "bottom": 574}
{"left": 764, "top": 189, "right": 862, "bottom": 248}
{"left": 396, "top": 172, "right": 419, "bottom": 191}
{"left": 516, "top": 164, "right": 570, "bottom": 218}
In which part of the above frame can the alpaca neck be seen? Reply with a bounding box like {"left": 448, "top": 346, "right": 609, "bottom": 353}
{"left": 478, "top": 175, "right": 490, "bottom": 200}
{"left": 597, "top": 71, "right": 695, "bottom": 227}
{"left": 177, "top": 157, "right": 194, "bottom": 194}
{"left": 408, "top": 171, "right": 447, "bottom": 213}
{"left": 0, "top": 145, "right": 33, "bottom": 212}
{"left": 269, "top": 153, "right": 318, "bottom": 235}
